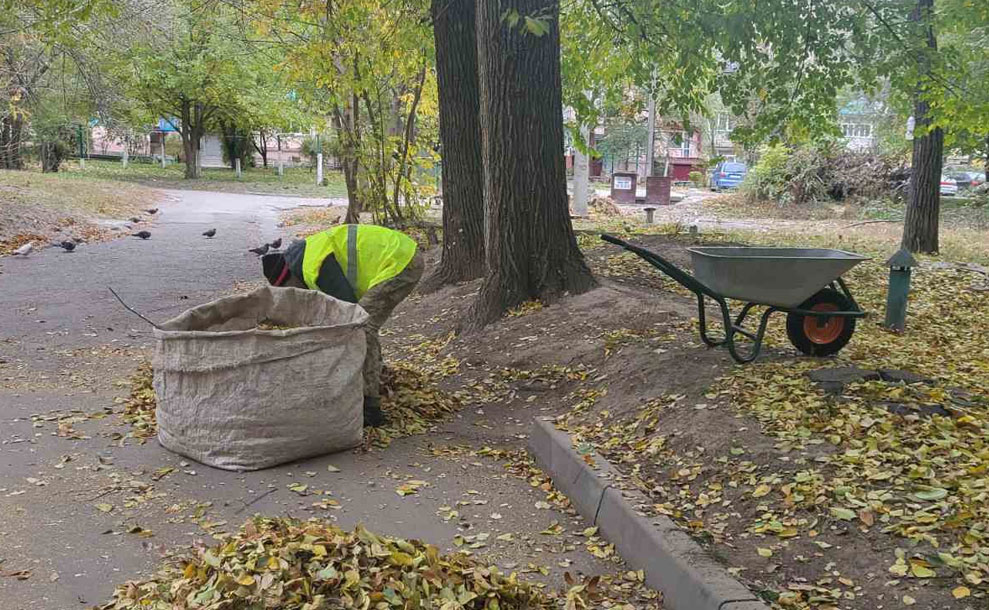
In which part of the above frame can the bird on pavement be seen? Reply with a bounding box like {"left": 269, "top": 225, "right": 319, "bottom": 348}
{"left": 249, "top": 243, "right": 270, "bottom": 256}
{"left": 12, "top": 242, "right": 34, "bottom": 256}
{"left": 268, "top": 237, "right": 282, "bottom": 249}
{"left": 58, "top": 241, "right": 76, "bottom": 252}
{"left": 202, "top": 228, "right": 216, "bottom": 238}
{"left": 133, "top": 231, "right": 152, "bottom": 239}
{"left": 145, "top": 208, "right": 158, "bottom": 215}
{"left": 130, "top": 217, "right": 142, "bottom": 223}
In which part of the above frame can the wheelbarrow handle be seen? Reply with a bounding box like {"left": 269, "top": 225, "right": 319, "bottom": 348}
{"left": 599, "top": 233, "right": 718, "bottom": 300}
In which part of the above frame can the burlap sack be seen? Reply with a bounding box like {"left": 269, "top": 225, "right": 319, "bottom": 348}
{"left": 152, "top": 286, "right": 367, "bottom": 471}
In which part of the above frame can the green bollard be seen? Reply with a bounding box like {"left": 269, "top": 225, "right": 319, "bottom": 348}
{"left": 884, "top": 248, "right": 917, "bottom": 332}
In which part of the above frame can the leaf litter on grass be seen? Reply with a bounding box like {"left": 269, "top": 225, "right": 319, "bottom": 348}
{"left": 557, "top": 242, "right": 989, "bottom": 608}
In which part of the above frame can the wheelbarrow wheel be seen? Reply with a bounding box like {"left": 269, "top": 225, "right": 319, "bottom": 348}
{"left": 786, "top": 289, "right": 856, "bottom": 357}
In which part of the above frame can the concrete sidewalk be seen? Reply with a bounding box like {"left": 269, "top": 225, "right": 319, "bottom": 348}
{"left": 0, "top": 190, "right": 616, "bottom": 609}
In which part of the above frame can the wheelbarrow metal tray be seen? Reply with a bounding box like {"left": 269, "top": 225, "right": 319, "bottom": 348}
{"left": 688, "top": 247, "right": 870, "bottom": 308}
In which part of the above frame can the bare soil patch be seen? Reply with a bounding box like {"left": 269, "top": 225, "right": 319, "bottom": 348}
{"left": 380, "top": 233, "right": 987, "bottom": 610}
{"left": 0, "top": 169, "right": 163, "bottom": 254}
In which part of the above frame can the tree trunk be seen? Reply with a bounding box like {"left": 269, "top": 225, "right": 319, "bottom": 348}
{"left": 341, "top": 96, "right": 364, "bottom": 223}
{"left": 467, "top": 0, "right": 596, "bottom": 328}
{"left": 180, "top": 100, "right": 199, "bottom": 179}
{"left": 256, "top": 130, "right": 268, "bottom": 168}
{"left": 0, "top": 115, "right": 24, "bottom": 170}
{"left": 422, "top": 0, "right": 486, "bottom": 291}
{"left": 901, "top": 0, "right": 942, "bottom": 254}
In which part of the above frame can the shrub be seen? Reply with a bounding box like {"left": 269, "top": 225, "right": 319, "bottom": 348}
{"left": 689, "top": 170, "right": 704, "bottom": 185}
{"left": 743, "top": 141, "right": 897, "bottom": 205}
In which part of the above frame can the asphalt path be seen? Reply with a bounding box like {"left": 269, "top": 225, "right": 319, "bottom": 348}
{"left": 0, "top": 190, "right": 613, "bottom": 609}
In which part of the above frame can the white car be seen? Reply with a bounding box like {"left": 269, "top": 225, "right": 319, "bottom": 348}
{"left": 940, "top": 176, "right": 958, "bottom": 196}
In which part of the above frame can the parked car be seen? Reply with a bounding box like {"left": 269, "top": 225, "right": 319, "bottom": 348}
{"left": 948, "top": 171, "right": 986, "bottom": 191}
{"left": 711, "top": 162, "right": 748, "bottom": 190}
{"left": 940, "top": 176, "right": 959, "bottom": 196}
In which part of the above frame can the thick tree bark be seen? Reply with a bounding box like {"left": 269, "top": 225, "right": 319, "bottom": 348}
{"left": 468, "top": 0, "right": 596, "bottom": 328}
{"left": 901, "top": 0, "right": 942, "bottom": 253}
{"left": 421, "top": 0, "right": 486, "bottom": 291}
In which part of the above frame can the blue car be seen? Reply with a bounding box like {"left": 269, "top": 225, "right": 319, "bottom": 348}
{"left": 711, "top": 162, "right": 748, "bottom": 190}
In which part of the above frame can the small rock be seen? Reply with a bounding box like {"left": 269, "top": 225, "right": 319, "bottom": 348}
{"left": 807, "top": 367, "right": 880, "bottom": 394}
{"left": 880, "top": 402, "right": 951, "bottom": 418}
{"left": 878, "top": 369, "right": 931, "bottom": 384}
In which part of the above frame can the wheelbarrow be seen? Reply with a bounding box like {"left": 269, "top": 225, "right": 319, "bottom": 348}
{"left": 600, "top": 234, "right": 870, "bottom": 363}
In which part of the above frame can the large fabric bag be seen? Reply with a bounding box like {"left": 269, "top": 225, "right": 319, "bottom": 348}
{"left": 152, "top": 286, "right": 367, "bottom": 471}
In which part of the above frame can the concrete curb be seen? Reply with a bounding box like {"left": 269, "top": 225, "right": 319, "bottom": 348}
{"left": 529, "top": 418, "right": 768, "bottom": 610}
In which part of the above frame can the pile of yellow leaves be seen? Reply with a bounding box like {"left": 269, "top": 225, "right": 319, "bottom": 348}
{"left": 100, "top": 517, "right": 556, "bottom": 610}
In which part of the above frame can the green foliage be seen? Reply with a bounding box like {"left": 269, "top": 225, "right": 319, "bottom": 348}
{"left": 689, "top": 170, "right": 704, "bottom": 185}
{"left": 253, "top": 0, "right": 438, "bottom": 226}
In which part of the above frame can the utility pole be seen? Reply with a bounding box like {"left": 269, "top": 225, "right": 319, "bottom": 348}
{"left": 646, "top": 96, "right": 656, "bottom": 177}
{"left": 122, "top": 132, "right": 129, "bottom": 169}
{"left": 572, "top": 91, "right": 593, "bottom": 217}
{"left": 645, "top": 69, "right": 658, "bottom": 177}
{"left": 572, "top": 122, "right": 590, "bottom": 217}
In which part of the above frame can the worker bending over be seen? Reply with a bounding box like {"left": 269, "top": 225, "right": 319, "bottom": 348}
{"left": 261, "top": 224, "right": 422, "bottom": 426}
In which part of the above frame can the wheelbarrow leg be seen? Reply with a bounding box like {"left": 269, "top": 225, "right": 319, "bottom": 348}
{"left": 696, "top": 294, "right": 732, "bottom": 348}
{"left": 725, "top": 307, "right": 776, "bottom": 363}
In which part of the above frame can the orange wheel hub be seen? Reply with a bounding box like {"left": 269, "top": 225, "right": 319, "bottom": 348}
{"left": 804, "top": 303, "right": 844, "bottom": 344}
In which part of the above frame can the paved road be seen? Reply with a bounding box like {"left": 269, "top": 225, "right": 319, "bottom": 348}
{"left": 0, "top": 190, "right": 614, "bottom": 609}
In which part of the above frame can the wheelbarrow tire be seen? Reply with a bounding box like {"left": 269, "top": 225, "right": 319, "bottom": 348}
{"left": 786, "top": 289, "right": 856, "bottom": 357}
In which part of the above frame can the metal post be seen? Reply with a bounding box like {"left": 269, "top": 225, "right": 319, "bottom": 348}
{"left": 77, "top": 125, "right": 85, "bottom": 169}
{"left": 122, "top": 134, "right": 129, "bottom": 168}
{"left": 885, "top": 269, "right": 911, "bottom": 331}
{"left": 277, "top": 135, "right": 283, "bottom": 177}
{"left": 315, "top": 133, "right": 323, "bottom": 186}
{"left": 884, "top": 248, "right": 917, "bottom": 332}
{"left": 161, "top": 133, "right": 166, "bottom": 169}
{"left": 235, "top": 157, "right": 241, "bottom": 179}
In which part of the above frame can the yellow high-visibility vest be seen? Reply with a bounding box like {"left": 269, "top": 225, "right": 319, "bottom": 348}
{"left": 301, "top": 225, "right": 417, "bottom": 300}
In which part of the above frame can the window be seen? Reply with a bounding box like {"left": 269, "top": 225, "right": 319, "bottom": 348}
{"left": 680, "top": 131, "right": 691, "bottom": 155}
{"left": 716, "top": 113, "right": 732, "bottom": 132}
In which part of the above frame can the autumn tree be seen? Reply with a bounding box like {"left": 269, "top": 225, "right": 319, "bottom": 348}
{"left": 126, "top": 1, "right": 260, "bottom": 179}
{"left": 424, "top": 0, "right": 485, "bottom": 288}
{"left": 250, "top": 0, "right": 438, "bottom": 226}
{"left": 467, "top": 0, "right": 596, "bottom": 328}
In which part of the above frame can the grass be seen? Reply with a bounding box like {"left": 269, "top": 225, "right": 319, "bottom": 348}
{"left": 0, "top": 168, "right": 157, "bottom": 219}
{"left": 55, "top": 159, "right": 349, "bottom": 198}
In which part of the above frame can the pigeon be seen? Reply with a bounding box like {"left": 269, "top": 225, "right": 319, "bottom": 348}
{"left": 248, "top": 243, "right": 270, "bottom": 256}
{"left": 268, "top": 238, "right": 282, "bottom": 249}
{"left": 12, "top": 242, "right": 34, "bottom": 256}
{"left": 130, "top": 217, "right": 142, "bottom": 223}
{"left": 145, "top": 208, "right": 158, "bottom": 215}
{"left": 133, "top": 231, "right": 151, "bottom": 240}
{"left": 58, "top": 241, "right": 76, "bottom": 252}
{"left": 202, "top": 228, "right": 216, "bottom": 238}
